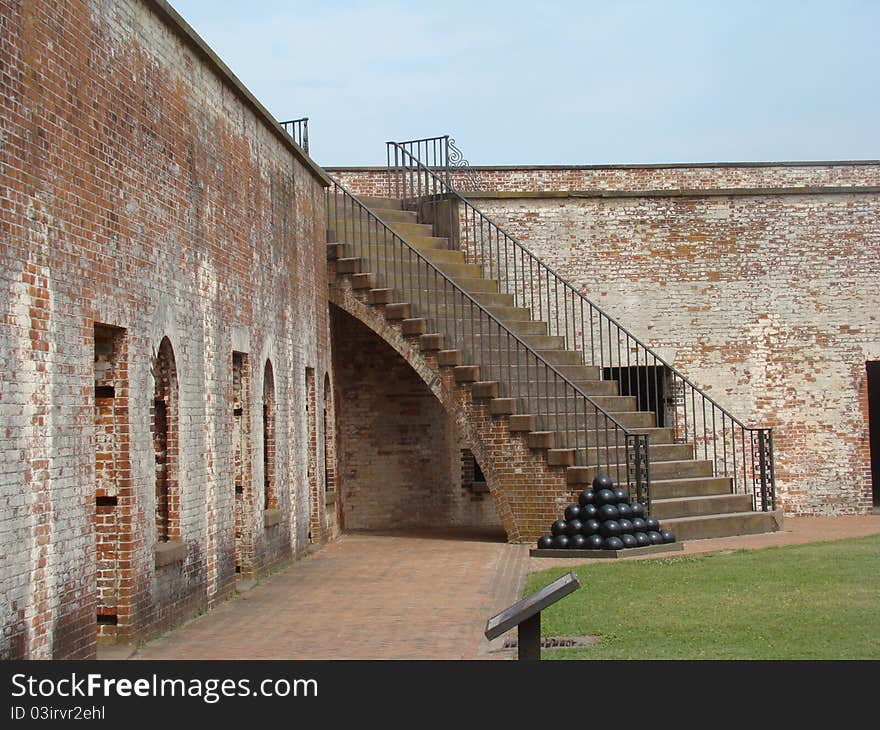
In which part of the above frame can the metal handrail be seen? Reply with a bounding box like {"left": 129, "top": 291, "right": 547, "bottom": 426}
{"left": 386, "top": 138, "right": 776, "bottom": 512}
{"left": 327, "top": 177, "right": 653, "bottom": 507}
{"left": 280, "top": 117, "right": 309, "bottom": 154}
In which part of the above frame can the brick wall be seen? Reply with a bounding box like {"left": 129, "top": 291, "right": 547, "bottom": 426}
{"left": 327, "top": 162, "right": 880, "bottom": 197}
{"left": 1, "top": 0, "right": 332, "bottom": 658}
{"left": 331, "top": 306, "right": 501, "bottom": 531}
{"left": 329, "top": 164, "right": 880, "bottom": 516}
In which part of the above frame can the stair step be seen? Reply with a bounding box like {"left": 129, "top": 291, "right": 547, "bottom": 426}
{"left": 649, "top": 476, "right": 732, "bottom": 499}
{"left": 486, "top": 305, "right": 533, "bottom": 322}
{"left": 356, "top": 195, "right": 403, "bottom": 210}
{"left": 534, "top": 349, "right": 582, "bottom": 366}
{"left": 510, "top": 379, "right": 620, "bottom": 397}
{"left": 539, "top": 410, "right": 656, "bottom": 430}
{"left": 375, "top": 258, "right": 484, "bottom": 280}
{"left": 468, "top": 291, "right": 516, "bottom": 308}
{"left": 651, "top": 493, "right": 753, "bottom": 519}
{"left": 551, "top": 439, "right": 693, "bottom": 462}
{"left": 333, "top": 220, "right": 437, "bottom": 240}
{"left": 366, "top": 207, "right": 418, "bottom": 223}
{"left": 660, "top": 510, "right": 783, "bottom": 540}
{"left": 527, "top": 394, "right": 637, "bottom": 411}
{"left": 464, "top": 333, "right": 566, "bottom": 351}
{"left": 337, "top": 232, "right": 450, "bottom": 250}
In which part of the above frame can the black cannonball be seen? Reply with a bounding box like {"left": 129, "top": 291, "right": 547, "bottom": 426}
{"left": 551, "top": 519, "right": 568, "bottom": 537}
{"left": 552, "top": 534, "right": 570, "bottom": 550}
{"left": 598, "top": 503, "right": 620, "bottom": 521}
{"left": 599, "top": 520, "right": 622, "bottom": 538}
{"left": 634, "top": 532, "right": 650, "bottom": 547}
{"left": 567, "top": 519, "right": 584, "bottom": 536}
{"left": 580, "top": 503, "right": 599, "bottom": 520}
{"left": 630, "top": 502, "right": 646, "bottom": 519}
{"left": 587, "top": 534, "right": 604, "bottom": 550}
{"left": 616, "top": 503, "right": 633, "bottom": 520}
{"left": 645, "top": 516, "right": 660, "bottom": 532}
{"left": 578, "top": 489, "right": 596, "bottom": 507}
{"left": 592, "top": 474, "right": 614, "bottom": 491}
{"left": 581, "top": 518, "right": 601, "bottom": 536}
{"left": 631, "top": 517, "right": 647, "bottom": 532}
{"left": 660, "top": 529, "right": 676, "bottom": 544}
{"left": 537, "top": 535, "right": 554, "bottom": 550}
{"left": 564, "top": 504, "right": 581, "bottom": 522}
{"left": 570, "top": 534, "right": 587, "bottom": 549}
{"left": 647, "top": 531, "right": 663, "bottom": 545}
{"left": 613, "top": 487, "right": 628, "bottom": 503}
{"left": 604, "top": 536, "right": 624, "bottom": 551}
{"left": 620, "top": 533, "right": 638, "bottom": 549}
{"left": 617, "top": 518, "right": 634, "bottom": 534}
{"left": 595, "top": 488, "right": 617, "bottom": 506}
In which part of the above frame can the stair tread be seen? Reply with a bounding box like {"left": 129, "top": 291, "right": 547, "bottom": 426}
{"left": 651, "top": 475, "right": 731, "bottom": 484}
{"left": 661, "top": 511, "right": 770, "bottom": 523}
{"left": 652, "top": 494, "right": 751, "bottom": 506}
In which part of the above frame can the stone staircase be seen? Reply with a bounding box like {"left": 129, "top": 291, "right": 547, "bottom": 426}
{"left": 328, "top": 193, "right": 783, "bottom": 542}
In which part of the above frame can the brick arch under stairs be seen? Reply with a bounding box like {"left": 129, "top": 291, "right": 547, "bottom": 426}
{"left": 329, "top": 275, "right": 571, "bottom": 543}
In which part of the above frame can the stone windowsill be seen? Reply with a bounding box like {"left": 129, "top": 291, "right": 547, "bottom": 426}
{"left": 264, "top": 508, "right": 282, "bottom": 528}
{"left": 325, "top": 490, "right": 337, "bottom": 506}
{"left": 154, "top": 540, "right": 186, "bottom": 568}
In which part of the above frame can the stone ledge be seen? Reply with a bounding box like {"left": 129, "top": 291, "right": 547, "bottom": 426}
{"left": 154, "top": 541, "right": 186, "bottom": 568}
{"left": 530, "top": 542, "right": 684, "bottom": 559}
{"left": 466, "top": 186, "right": 880, "bottom": 200}
{"left": 264, "top": 508, "right": 282, "bottom": 528}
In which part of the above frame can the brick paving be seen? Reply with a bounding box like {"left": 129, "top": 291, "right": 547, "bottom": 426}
{"left": 127, "top": 516, "right": 880, "bottom": 660}
{"left": 133, "top": 528, "right": 528, "bottom": 660}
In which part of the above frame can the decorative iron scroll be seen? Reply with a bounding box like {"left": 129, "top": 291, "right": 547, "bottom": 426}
{"left": 446, "top": 137, "right": 483, "bottom": 191}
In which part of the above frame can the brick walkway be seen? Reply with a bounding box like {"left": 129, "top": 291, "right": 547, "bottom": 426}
{"left": 128, "top": 516, "right": 879, "bottom": 660}
{"left": 132, "top": 528, "right": 528, "bottom": 660}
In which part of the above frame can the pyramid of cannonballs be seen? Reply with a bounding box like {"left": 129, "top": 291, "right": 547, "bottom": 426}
{"left": 538, "top": 474, "right": 676, "bottom": 551}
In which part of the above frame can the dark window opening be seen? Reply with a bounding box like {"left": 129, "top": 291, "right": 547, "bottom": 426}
{"left": 603, "top": 365, "right": 667, "bottom": 427}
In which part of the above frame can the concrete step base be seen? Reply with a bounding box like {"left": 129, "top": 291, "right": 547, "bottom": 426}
{"left": 661, "top": 510, "right": 784, "bottom": 540}
{"left": 651, "top": 493, "right": 753, "bottom": 519}
{"left": 650, "top": 476, "right": 733, "bottom": 499}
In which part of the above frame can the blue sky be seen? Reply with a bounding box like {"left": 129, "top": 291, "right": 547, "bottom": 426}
{"left": 170, "top": 0, "right": 880, "bottom": 166}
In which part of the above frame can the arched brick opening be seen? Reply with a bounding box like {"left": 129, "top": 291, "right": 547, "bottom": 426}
{"left": 330, "top": 304, "right": 503, "bottom": 536}
{"left": 262, "top": 360, "right": 276, "bottom": 512}
{"left": 153, "top": 336, "right": 179, "bottom": 543}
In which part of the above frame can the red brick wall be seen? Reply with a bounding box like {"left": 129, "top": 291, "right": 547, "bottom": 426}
{"left": 331, "top": 306, "right": 501, "bottom": 531}
{"left": 0, "top": 0, "right": 330, "bottom": 658}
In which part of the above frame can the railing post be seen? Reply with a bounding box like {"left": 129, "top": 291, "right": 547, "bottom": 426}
{"left": 758, "top": 429, "right": 770, "bottom": 512}
{"left": 768, "top": 429, "right": 776, "bottom": 510}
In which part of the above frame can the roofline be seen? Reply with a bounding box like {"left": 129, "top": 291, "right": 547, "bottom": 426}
{"left": 148, "top": 0, "right": 331, "bottom": 187}
{"left": 325, "top": 160, "right": 880, "bottom": 172}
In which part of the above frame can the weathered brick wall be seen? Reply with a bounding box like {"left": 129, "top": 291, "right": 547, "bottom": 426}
{"left": 327, "top": 163, "right": 880, "bottom": 196}
{"left": 329, "top": 164, "right": 880, "bottom": 516}
{"left": 331, "top": 306, "right": 501, "bottom": 531}
{"left": 1, "top": 0, "right": 331, "bottom": 658}
{"left": 468, "top": 190, "right": 880, "bottom": 516}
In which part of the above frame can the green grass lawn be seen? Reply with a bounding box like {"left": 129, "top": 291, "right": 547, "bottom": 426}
{"left": 523, "top": 535, "right": 880, "bottom": 659}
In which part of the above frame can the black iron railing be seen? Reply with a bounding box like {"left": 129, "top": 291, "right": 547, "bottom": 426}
{"left": 388, "top": 135, "right": 482, "bottom": 191}
{"left": 327, "top": 177, "right": 652, "bottom": 508}
{"left": 280, "top": 117, "right": 309, "bottom": 154}
{"left": 385, "top": 138, "right": 776, "bottom": 512}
